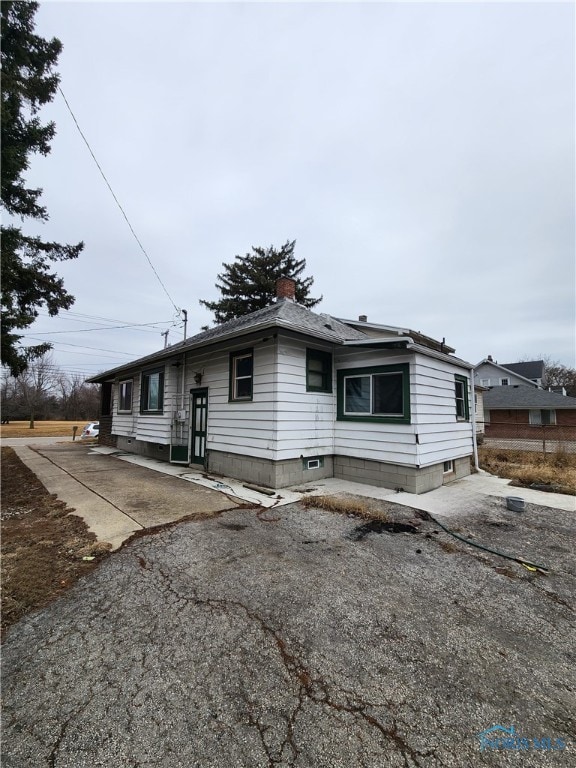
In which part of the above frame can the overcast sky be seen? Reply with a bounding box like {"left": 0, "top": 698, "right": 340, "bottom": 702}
{"left": 19, "top": 0, "right": 575, "bottom": 381}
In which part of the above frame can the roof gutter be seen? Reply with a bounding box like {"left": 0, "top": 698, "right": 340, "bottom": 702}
{"left": 341, "top": 336, "right": 414, "bottom": 347}
{"left": 341, "top": 338, "right": 473, "bottom": 369}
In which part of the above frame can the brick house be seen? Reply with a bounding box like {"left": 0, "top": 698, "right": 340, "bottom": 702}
{"left": 483, "top": 386, "right": 576, "bottom": 439}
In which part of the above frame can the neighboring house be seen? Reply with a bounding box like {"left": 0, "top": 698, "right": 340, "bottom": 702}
{"left": 475, "top": 357, "right": 542, "bottom": 389}
{"left": 474, "top": 385, "right": 487, "bottom": 435}
{"left": 500, "top": 360, "right": 545, "bottom": 388}
{"left": 88, "top": 279, "right": 476, "bottom": 494}
{"left": 483, "top": 386, "right": 576, "bottom": 439}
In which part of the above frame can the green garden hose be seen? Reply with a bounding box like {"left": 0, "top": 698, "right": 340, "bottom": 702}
{"left": 421, "top": 511, "right": 549, "bottom": 573}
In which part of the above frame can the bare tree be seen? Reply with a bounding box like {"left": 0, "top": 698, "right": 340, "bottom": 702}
{"left": 16, "top": 352, "right": 59, "bottom": 428}
{"left": 1, "top": 369, "right": 18, "bottom": 422}
{"left": 56, "top": 372, "right": 99, "bottom": 419}
{"left": 544, "top": 363, "right": 576, "bottom": 397}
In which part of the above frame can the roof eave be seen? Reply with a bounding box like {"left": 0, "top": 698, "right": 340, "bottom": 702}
{"left": 87, "top": 317, "right": 363, "bottom": 383}
{"left": 341, "top": 339, "right": 473, "bottom": 369}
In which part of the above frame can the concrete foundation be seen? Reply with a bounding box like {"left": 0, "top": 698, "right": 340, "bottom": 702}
{"left": 112, "top": 437, "right": 471, "bottom": 494}
{"left": 116, "top": 436, "right": 170, "bottom": 461}
{"left": 334, "top": 456, "right": 440, "bottom": 494}
{"left": 207, "top": 451, "right": 333, "bottom": 489}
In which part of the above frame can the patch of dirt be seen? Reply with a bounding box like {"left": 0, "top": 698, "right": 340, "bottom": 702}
{"left": 1, "top": 447, "right": 110, "bottom": 638}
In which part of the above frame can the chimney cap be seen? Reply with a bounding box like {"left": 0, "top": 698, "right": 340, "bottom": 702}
{"left": 358, "top": 315, "right": 367, "bottom": 322}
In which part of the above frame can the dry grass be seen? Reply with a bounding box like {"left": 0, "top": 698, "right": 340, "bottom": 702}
{"left": 438, "top": 540, "right": 458, "bottom": 553}
{"left": 0, "top": 420, "right": 93, "bottom": 438}
{"left": 301, "top": 494, "right": 390, "bottom": 522}
{"left": 478, "top": 446, "right": 576, "bottom": 495}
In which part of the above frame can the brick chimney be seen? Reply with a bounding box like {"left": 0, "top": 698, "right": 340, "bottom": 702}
{"left": 276, "top": 276, "right": 296, "bottom": 301}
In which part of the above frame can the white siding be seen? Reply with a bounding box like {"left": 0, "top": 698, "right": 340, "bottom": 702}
{"left": 136, "top": 365, "right": 177, "bottom": 443}
{"left": 333, "top": 349, "right": 473, "bottom": 468}
{"left": 185, "top": 339, "right": 277, "bottom": 460}
{"left": 112, "top": 375, "right": 141, "bottom": 438}
{"left": 109, "top": 336, "right": 473, "bottom": 468}
{"left": 334, "top": 349, "right": 418, "bottom": 465}
{"left": 475, "top": 389, "right": 485, "bottom": 434}
{"left": 412, "top": 354, "right": 474, "bottom": 466}
{"left": 111, "top": 365, "right": 174, "bottom": 445}
{"left": 274, "top": 337, "right": 335, "bottom": 460}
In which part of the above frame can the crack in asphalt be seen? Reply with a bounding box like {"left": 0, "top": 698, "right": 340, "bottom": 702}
{"left": 147, "top": 559, "right": 435, "bottom": 768}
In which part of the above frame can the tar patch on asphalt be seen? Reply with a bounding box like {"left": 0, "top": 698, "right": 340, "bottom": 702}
{"left": 348, "top": 520, "right": 419, "bottom": 541}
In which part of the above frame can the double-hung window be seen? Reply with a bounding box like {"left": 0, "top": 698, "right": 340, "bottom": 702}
{"left": 529, "top": 409, "right": 556, "bottom": 426}
{"left": 230, "top": 349, "right": 253, "bottom": 401}
{"left": 306, "top": 349, "right": 332, "bottom": 393}
{"left": 118, "top": 379, "right": 133, "bottom": 413}
{"left": 337, "top": 364, "right": 410, "bottom": 423}
{"left": 455, "top": 375, "right": 470, "bottom": 421}
{"left": 140, "top": 367, "right": 164, "bottom": 413}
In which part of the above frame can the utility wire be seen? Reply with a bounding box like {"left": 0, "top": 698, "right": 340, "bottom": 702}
{"left": 58, "top": 86, "right": 181, "bottom": 315}
{"left": 25, "top": 321, "right": 174, "bottom": 334}
{"left": 37, "top": 311, "right": 174, "bottom": 334}
{"left": 25, "top": 337, "right": 134, "bottom": 357}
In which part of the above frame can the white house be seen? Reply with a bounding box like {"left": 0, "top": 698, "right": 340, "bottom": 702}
{"left": 89, "top": 279, "right": 475, "bottom": 494}
{"left": 474, "top": 357, "right": 542, "bottom": 389}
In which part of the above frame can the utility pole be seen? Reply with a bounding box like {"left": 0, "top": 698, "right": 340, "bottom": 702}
{"left": 161, "top": 329, "right": 169, "bottom": 348}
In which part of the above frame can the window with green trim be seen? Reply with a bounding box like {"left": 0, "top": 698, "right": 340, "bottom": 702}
{"left": 337, "top": 364, "right": 410, "bottom": 423}
{"left": 455, "top": 375, "right": 470, "bottom": 421}
{"left": 306, "top": 349, "right": 332, "bottom": 393}
{"left": 229, "top": 349, "right": 253, "bottom": 401}
{"left": 140, "top": 367, "right": 164, "bottom": 413}
{"left": 118, "top": 379, "right": 133, "bottom": 413}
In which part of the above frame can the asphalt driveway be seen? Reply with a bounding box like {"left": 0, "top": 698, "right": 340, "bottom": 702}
{"left": 2, "top": 496, "right": 574, "bottom": 767}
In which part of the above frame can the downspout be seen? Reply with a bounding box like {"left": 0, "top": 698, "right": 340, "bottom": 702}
{"left": 470, "top": 368, "right": 479, "bottom": 471}
{"left": 180, "top": 310, "right": 188, "bottom": 445}
{"left": 180, "top": 352, "right": 186, "bottom": 444}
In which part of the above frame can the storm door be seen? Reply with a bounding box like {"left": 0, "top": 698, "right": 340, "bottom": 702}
{"left": 190, "top": 390, "right": 208, "bottom": 464}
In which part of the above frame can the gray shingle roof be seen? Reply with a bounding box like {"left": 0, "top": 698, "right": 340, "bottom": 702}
{"left": 88, "top": 299, "right": 368, "bottom": 382}
{"left": 500, "top": 360, "right": 545, "bottom": 381}
{"left": 484, "top": 386, "right": 576, "bottom": 409}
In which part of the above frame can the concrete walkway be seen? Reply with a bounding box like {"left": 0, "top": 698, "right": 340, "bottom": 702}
{"left": 7, "top": 441, "right": 574, "bottom": 551}
{"left": 99, "top": 447, "right": 575, "bottom": 515}
{"left": 10, "top": 443, "right": 243, "bottom": 550}
{"left": 13, "top": 445, "right": 142, "bottom": 549}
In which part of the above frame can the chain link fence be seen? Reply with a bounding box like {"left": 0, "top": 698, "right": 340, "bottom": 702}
{"left": 478, "top": 422, "right": 576, "bottom": 454}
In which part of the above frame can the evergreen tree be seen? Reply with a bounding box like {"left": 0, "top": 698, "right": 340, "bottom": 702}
{"left": 1, "top": 1, "right": 83, "bottom": 376}
{"left": 200, "top": 240, "right": 321, "bottom": 324}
